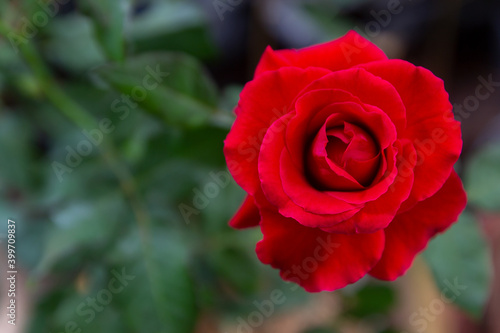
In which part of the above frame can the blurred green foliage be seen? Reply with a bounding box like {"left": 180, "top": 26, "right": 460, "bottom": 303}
{"left": 0, "top": 1, "right": 241, "bottom": 332}
{"left": 465, "top": 143, "right": 500, "bottom": 211}
{"left": 0, "top": 0, "right": 496, "bottom": 332}
{"left": 424, "top": 211, "right": 492, "bottom": 318}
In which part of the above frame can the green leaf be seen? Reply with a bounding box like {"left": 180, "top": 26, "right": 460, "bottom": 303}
{"left": 151, "top": 235, "right": 197, "bottom": 333}
{"left": 342, "top": 283, "right": 396, "bottom": 318}
{"left": 0, "top": 1, "right": 8, "bottom": 17}
{"left": 209, "top": 246, "right": 258, "bottom": 296}
{"left": 77, "top": 0, "right": 130, "bottom": 62}
{"left": 26, "top": 287, "right": 76, "bottom": 333}
{"left": 128, "top": 1, "right": 216, "bottom": 59}
{"left": 465, "top": 143, "right": 500, "bottom": 211}
{"left": 0, "top": 37, "right": 26, "bottom": 73}
{"left": 138, "top": 159, "right": 212, "bottom": 214}
{"left": 94, "top": 52, "right": 218, "bottom": 128}
{"left": 0, "top": 114, "right": 35, "bottom": 189}
{"left": 134, "top": 230, "right": 198, "bottom": 333}
{"left": 36, "top": 195, "right": 124, "bottom": 273}
{"left": 200, "top": 174, "right": 246, "bottom": 234}
{"left": 129, "top": 1, "right": 206, "bottom": 37}
{"left": 423, "top": 211, "right": 492, "bottom": 318}
{"left": 133, "top": 125, "right": 228, "bottom": 178}
{"left": 42, "top": 13, "right": 107, "bottom": 73}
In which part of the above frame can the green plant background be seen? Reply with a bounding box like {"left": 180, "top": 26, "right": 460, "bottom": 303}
{"left": 0, "top": 0, "right": 497, "bottom": 332}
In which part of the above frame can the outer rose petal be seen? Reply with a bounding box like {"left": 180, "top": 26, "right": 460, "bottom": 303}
{"left": 224, "top": 67, "right": 330, "bottom": 195}
{"left": 358, "top": 60, "right": 462, "bottom": 207}
{"left": 255, "top": 31, "right": 388, "bottom": 77}
{"left": 256, "top": 210, "right": 385, "bottom": 292}
{"left": 229, "top": 195, "right": 260, "bottom": 229}
{"left": 369, "top": 171, "right": 467, "bottom": 280}
{"left": 296, "top": 68, "right": 407, "bottom": 132}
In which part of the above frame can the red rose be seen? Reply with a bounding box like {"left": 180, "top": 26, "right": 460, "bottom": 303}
{"left": 224, "top": 31, "right": 467, "bottom": 292}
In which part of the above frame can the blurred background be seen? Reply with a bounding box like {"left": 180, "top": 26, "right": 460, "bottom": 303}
{"left": 0, "top": 0, "right": 499, "bottom": 332}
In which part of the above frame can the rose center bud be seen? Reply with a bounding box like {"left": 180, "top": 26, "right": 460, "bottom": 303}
{"left": 306, "top": 121, "right": 380, "bottom": 191}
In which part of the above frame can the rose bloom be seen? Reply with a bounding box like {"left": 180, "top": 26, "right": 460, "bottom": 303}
{"left": 224, "top": 31, "right": 466, "bottom": 292}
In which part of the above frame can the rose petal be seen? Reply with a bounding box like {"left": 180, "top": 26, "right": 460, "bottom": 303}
{"left": 359, "top": 60, "right": 462, "bottom": 206}
{"left": 285, "top": 93, "right": 399, "bottom": 206}
{"left": 286, "top": 90, "right": 372, "bottom": 169}
{"left": 224, "top": 67, "right": 330, "bottom": 195}
{"left": 326, "top": 146, "right": 395, "bottom": 204}
{"left": 255, "top": 31, "right": 388, "bottom": 77}
{"left": 256, "top": 209, "right": 386, "bottom": 292}
{"left": 293, "top": 68, "right": 406, "bottom": 132}
{"left": 258, "top": 112, "right": 361, "bottom": 225}
{"left": 285, "top": 90, "right": 397, "bottom": 195}
{"left": 321, "top": 140, "right": 416, "bottom": 234}
{"left": 280, "top": 149, "right": 361, "bottom": 217}
{"left": 307, "top": 115, "right": 371, "bottom": 191}
{"left": 369, "top": 171, "right": 467, "bottom": 280}
{"left": 229, "top": 195, "right": 261, "bottom": 229}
